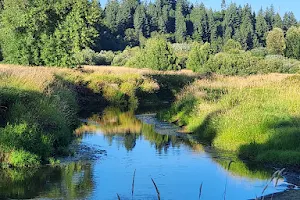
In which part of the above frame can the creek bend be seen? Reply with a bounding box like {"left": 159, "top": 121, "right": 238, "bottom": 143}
{"left": 0, "top": 107, "right": 294, "bottom": 200}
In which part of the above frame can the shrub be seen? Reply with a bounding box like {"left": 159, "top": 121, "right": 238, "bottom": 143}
{"left": 204, "top": 51, "right": 260, "bottom": 75}
{"left": 186, "top": 42, "right": 212, "bottom": 72}
{"left": 257, "top": 55, "right": 300, "bottom": 74}
{"left": 250, "top": 47, "right": 268, "bottom": 58}
{"left": 127, "top": 37, "right": 179, "bottom": 70}
{"left": 223, "top": 39, "right": 243, "bottom": 53}
{"left": 112, "top": 47, "right": 141, "bottom": 66}
{"left": 9, "top": 150, "right": 40, "bottom": 168}
{"left": 75, "top": 49, "right": 115, "bottom": 65}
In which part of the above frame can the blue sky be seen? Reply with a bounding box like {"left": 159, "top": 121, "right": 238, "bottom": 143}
{"left": 99, "top": 0, "right": 300, "bottom": 20}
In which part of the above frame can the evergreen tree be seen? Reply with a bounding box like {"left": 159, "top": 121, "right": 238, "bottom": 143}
{"left": 104, "top": 0, "right": 119, "bottom": 33}
{"left": 238, "top": 4, "right": 255, "bottom": 50}
{"left": 283, "top": 12, "right": 298, "bottom": 32}
{"left": 175, "top": 0, "right": 187, "bottom": 42}
{"left": 117, "top": 0, "right": 139, "bottom": 35}
{"left": 134, "top": 4, "right": 149, "bottom": 37}
{"left": 190, "top": 3, "right": 209, "bottom": 42}
{"left": 223, "top": 3, "right": 240, "bottom": 41}
{"left": 0, "top": 0, "right": 101, "bottom": 67}
{"left": 273, "top": 13, "right": 283, "bottom": 29}
{"left": 265, "top": 5, "right": 275, "bottom": 30}
{"left": 256, "top": 8, "right": 268, "bottom": 46}
{"left": 221, "top": 0, "right": 226, "bottom": 10}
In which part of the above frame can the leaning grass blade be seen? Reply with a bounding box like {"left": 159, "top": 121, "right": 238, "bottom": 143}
{"left": 151, "top": 178, "right": 161, "bottom": 200}
{"left": 199, "top": 182, "right": 203, "bottom": 200}
{"left": 117, "top": 193, "right": 121, "bottom": 200}
{"left": 132, "top": 169, "right": 136, "bottom": 197}
{"left": 275, "top": 168, "right": 285, "bottom": 187}
{"left": 261, "top": 169, "right": 284, "bottom": 199}
{"left": 223, "top": 160, "right": 234, "bottom": 200}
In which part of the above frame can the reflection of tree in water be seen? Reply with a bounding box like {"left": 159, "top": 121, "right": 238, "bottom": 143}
{"left": 142, "top": 124, "right": 180, "bottom": 153}
{"left": 0, "top": 162, "right": 93, "bottom": 200}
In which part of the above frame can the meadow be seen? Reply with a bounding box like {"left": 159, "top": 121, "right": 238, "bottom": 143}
{"left": 160, "top": 73, "right": 300, "bottom": 166}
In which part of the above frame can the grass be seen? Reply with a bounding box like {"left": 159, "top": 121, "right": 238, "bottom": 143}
{"left": 160, "top": 73, "right": 300, "bottom": 166}
{"left": 0, "top": 64, "right": 198, "bottom": 167}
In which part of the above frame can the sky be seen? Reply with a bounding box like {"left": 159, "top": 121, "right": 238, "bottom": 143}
{"left": 99, "top": 0, "right": 300, "bottom": 20}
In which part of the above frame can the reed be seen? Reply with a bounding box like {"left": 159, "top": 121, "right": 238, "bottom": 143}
{"left": 199, "top": 182, "right": 203, "bottom": 200}
{"left": 151, "top": 178, "right": 161, "bottom": 200}
{"left": 132, "top": 169, "right": 136, "bottom": 197}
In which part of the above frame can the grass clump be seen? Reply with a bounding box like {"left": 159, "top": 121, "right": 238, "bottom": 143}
{"left": 161, "top": 74, "right": 300, "bottom": 166}
{"left": 0, "top": 66, "right": 78, "bottom": 167}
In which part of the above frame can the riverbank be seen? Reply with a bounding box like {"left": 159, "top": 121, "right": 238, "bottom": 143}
{"left": 160, "top": 73, "right": 300, "bottom": 166}
{"left": 0, "top": 64, "right": 197, "bottom": 167}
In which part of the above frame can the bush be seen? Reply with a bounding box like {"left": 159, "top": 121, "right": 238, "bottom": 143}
{"left": 75, "top": 49, "right": 115, "bottom": 65}
{"left": 112, "top": 47, "right": 141, "bottom": 66}
{"left": 257, "top": 55, "right": 300, "bottom": 74}
{"left": 9, "top": 150, "right": 40, "bottom": 168}
{"left": 126, "top": 37, "right": 179, "bottom": 70}
{"left": 250, "top": 47, "right": 268, "bottom": 58}
{"left": 186, "top": 42, "right": 212, "bottom": 72}
{"left": 204, "top": 51, "right": 260, "bottom": 75}
{"left": 223, "top": 39, "right": 243, "bottom": 53}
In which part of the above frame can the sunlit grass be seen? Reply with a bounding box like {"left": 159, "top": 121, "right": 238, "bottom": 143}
{"left": 162, "top": 74, "right": 300, "bottom": 165}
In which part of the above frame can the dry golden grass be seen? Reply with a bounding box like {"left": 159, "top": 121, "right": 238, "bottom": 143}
{"left": 83, "top": 65, "right": 197, "bottom": 76}
{"left": 194, "top": 73, "right": 292, "bottom": 89}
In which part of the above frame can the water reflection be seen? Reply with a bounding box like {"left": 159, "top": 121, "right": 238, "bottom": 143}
{"left": 0, "top": 162, "right": 93, "bottom": 200}
{"left": 77, "top": 107, "right": 274, "bottom": 181}
{"left": 0, "top": 107, "right": 289, "bottom": 200}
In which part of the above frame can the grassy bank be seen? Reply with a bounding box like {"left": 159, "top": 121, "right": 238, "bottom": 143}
{"left": 0, "top": 65, "right": 197, "bottom": 167}
{"left": 0, "top": 66, "right": 78, "bottom": 167}
{"left": 160, "top": 74, "right": 300, "bottom": 166}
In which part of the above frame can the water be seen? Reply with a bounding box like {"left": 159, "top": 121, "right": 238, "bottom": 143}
{"left": 0, "top": 107, "right": 290, "bottom": 200}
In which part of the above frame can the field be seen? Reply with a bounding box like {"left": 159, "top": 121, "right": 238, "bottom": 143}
{"left": 160, "top": 73, "right": 300, "bottom": 166}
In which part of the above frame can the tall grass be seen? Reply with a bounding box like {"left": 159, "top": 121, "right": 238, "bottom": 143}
{"left": 161, "top": 74, "right": 300, "bottom": 165}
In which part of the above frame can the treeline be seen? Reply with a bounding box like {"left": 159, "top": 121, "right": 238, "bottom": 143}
{"left": 0, "top": 0, "right": 299, "bottom": 67}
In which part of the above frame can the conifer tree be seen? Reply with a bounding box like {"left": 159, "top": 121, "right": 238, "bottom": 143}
{"left": 256, "top": 8, "right": 268, "bottom": 46}
{"left": 175, "top": 0, "right": 187, "bottom": 42}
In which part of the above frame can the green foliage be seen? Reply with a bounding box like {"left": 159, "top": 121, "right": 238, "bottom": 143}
{"left": 223, "top": 39, "right": 242, "bottom": 53}
{"left": 250, "top": 47, "right": 268, "bottom": 58}
{"left": 186, "top": 42, "right": 212, "bottom": 72}
{"left": 161, "top": 75, "right": 300, "bottom": 165}
{"left": 175, "top": 0, "right": 187, "bottom": 43}
{"left": 266, "top": 28, "right": 286, "bottom": 55}
{"left": 9, "top": 150, "right": 40, "bottom": 168}
{"left": 0, "top": 71, "right": 78, "bottom": 167}
{"left": 205, "top": 51, "right": 260, "bottom": 75}
{"left": 257, "top": 55, "right": 300, "bottom": 74}
{"left": 0, "top": 0, "right": 102, "bottom": 67}
{"left": 285, "top": 26, "right": 300, "bottom": 59}
{"left": 127, "top": 37, "right": 179, "bottom": 70}
{"left": 112, "top": 47, "right": 141, "bottom": 66}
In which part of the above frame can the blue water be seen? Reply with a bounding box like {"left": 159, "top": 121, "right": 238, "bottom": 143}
{"left": 0, "top": 111, "right": 289, "bottom": 200}
{"left": 82, "top": 132, "right": 284, "bottom": 200}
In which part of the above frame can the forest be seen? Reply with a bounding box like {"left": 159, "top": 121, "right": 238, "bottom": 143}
{"left": 0, "top": 0, "right": 299, "bottom": 72}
